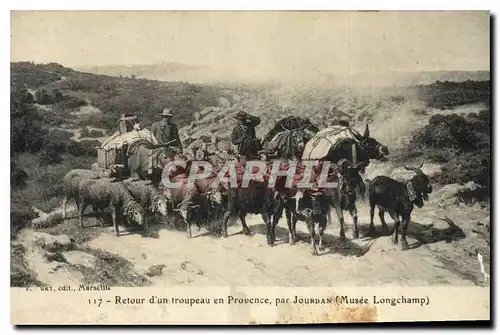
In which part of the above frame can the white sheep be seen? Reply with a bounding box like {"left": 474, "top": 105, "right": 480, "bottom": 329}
{"left": 62, "top": 169, "right": 100, "bottom": 220}
{"left": 78, "top": 178, "right": 145, "bottom": 236}
{"left": 122, "top": 179, "right": 169, "bottom": 228}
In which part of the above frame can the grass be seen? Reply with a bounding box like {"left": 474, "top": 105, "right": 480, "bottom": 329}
{"left": 37, "top": 219, "right": 104, "bottom": 244}
{"left": 10, "top": 242, "right": 46, "bottom": 287}
{"left": 75, "top": 247, "right": 151, "bottom": 286}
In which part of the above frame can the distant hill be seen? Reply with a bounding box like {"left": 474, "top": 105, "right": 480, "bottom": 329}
{"left": 74, "top": 61, "right": 223, "bottom": 84}
{"left": 74, "top": 61, "right": 490, "bottom": 87}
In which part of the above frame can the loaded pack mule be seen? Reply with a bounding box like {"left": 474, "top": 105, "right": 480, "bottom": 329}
{"left": 289, "top": 159, "right": 366, "bottom": 255}
{"left": 262, "top": 116, "right": 320, "bottom": 160}
{"left": 303, "top": 124, "right": 389, "bottom": 173}
{"left": 92, "top": 113, "right": 178, "bottom": 186}
{"left": 366, "top": 161, "right": 433, "bottom": 250}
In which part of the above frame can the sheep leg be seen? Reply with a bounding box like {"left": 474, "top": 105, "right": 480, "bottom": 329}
{"left": 187, "top": 216, "right": 192, "bottom": 239}
{"left": 62, "top": 195, "right": 68, "bottom": 220}
{"left": 96, "top": 207, "right": 105, "bottom": 228}
{"left": 112, "top": 206, "right": 119, "bottom": 237}
{"left": 144, "top": 213, "right": 149, "bottom": 233}
{"left": 78, "top": 200, "right": 87, "bottom": 228}
{"left": 349, "top": 205, "right": 359, "bottom": 239}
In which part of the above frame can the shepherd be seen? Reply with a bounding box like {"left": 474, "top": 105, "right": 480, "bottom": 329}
{"left": 151, "top": 108, "right": 183, "bottom": 151}
{"left": 231, "top": 110, "right": 262, "bottom": 159}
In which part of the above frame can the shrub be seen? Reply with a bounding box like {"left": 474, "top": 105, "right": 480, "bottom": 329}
{"left": 11, "top": 192, "right": 38, "bottom": 237}
{"left": 416, "top": 80, "right": 490, "bottom": 110}
{"left": 11, "top": 162, "right": 28, "bottom": 189}
{"left": 80, "top": 127, "right": 90, "bottom": 137}
{"left": 405, "top": 111, "right": 490, "bottom": 198}
{"left": 11, "top": 96, "right": 47, "bottom": 153}
{"left": 88, "top": 129, "right": 105, "bottom": 138}
{"left": 59, "top": 95, "right": 87, "bottom": 109}
{"left": 66, "top": 139, "right": 100, "bottom": 157}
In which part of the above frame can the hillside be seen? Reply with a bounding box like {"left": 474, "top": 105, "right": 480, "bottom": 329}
{"left": 11, "top": 61, "right": 249, "bottom": 132}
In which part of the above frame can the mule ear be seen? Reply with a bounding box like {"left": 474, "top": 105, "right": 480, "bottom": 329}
{"left": 363, "top": 124, "right": 370, "bottom": 137}
{"left": 418, "top": 160, "right": 424, "bottom": 169}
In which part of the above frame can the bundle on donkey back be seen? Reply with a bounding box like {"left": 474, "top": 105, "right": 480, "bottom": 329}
{"left": 270, "top": 159, "right": 365, "bottom": 255}
{"left": 77, "top": 177, "right": 146, "bottom": 236}
{"left": 366, "top": 161, "right": 433, "bottom": 250}
{"left": 262, "top": 116, "right": 320, "bottom": 160}
{"left": 303, "top": 124, "right": 389, "bottom": 174}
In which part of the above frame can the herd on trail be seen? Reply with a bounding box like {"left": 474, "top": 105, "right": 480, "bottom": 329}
{"left": 61, "top": 114, "right": 434, "bottom": 256}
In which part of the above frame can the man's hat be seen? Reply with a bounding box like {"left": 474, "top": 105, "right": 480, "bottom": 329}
{"left": 160, "top": 108, "right": 173, "bottom": 117}
{"left": 233, "top": 110, "right": 249, "bottom": 120}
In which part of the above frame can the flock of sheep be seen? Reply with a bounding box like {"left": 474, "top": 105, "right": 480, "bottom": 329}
{"left": 62, "top": 169, "right": 169, "bottom": 236}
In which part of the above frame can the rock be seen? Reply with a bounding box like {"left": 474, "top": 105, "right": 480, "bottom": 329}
{"left": 145, "top": 264, "right": 166, "bottom": 277}
{"left": 463, "top": 181, "right": 479, "bottom": 192}
{"left": 430, "top": 184, "right": 462, "bottom": 201}
{"left": 44, "top": 251, "right": 66, "bottom": 263}
{"left": 63, "top": 251, "right": 97, "bottom": 268}
{"left": 48, "top": 261, "right": 67, "bottom": 273}
{"left": 32, "top": 232, "right": 73, "bottom": 252}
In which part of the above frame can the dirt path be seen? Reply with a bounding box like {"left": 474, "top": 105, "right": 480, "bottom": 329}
{"left": 83, "top": 189, "right": 489, "bottom": 287}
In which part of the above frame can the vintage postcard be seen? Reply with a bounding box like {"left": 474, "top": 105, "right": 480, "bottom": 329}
{"left": 10, "top": 10, "right": 491, "bottom": 325}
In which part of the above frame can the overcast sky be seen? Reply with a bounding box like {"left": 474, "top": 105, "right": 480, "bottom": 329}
{"left": 11, "top": 11, "right": 490, "bottom": 81}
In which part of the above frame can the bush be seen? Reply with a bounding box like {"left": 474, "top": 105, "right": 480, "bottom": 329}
{"left": 11, "top": 192, "right": 38, "bottom": 237}
{"left": 11, "top": 96, "right": 47, "bottom": 153}
{"left": 59, "top": 95, "right": 87, "bottom": 109}
{"left": 66, "top": 139, "right": 100, "bottom": 156}
{"left": 11, "top": 162, "right": 28, "bottom": 189}
{"left": 405, "top": 111, "right": 491, "bottom": 198}
{"left": 80, "top": 127, "right": 90, "bottom": 137}
{"left": 416, "top": 80, "right": 490, "bottom": 110}
{"left": 88, "top": 129, "right": 105, "bottom": 138}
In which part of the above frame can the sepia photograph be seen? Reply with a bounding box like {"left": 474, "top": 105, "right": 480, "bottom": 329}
{"left": 9, "top": 9, "right": 491, "bottom": 324}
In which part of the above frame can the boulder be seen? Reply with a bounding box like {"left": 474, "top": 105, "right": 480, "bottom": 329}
{"left": 32, "top": 232, "right": 73, "bottom": 252}
{"left": 63, "top": 251, "right": 97, "bottom": 268}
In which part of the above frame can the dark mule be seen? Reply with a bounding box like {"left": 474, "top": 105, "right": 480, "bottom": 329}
{"left": 262, "top": 117, "right": 320, "bottom": 245}
{"left": 323, "top": 124, "right": 389, "bottom": 173}
{"left": 367, "top": 161, "right": 433, "bottom": 250}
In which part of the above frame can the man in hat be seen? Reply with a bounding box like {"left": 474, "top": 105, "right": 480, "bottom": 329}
{"left": 151, "top": 108, "right": 183, "bottom": 150}
{"left": 230, "top": 110, "right": 262, "bottom": 158}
